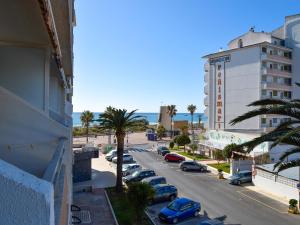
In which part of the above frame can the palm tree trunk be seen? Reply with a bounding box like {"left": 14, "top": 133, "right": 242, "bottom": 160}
{"left": 116, "top": 133, "right": 125, "bottom": 193}
{"left": 191, "top": 114, "right": 194, "bottom": 144}
{"left": 86, "top": 125, "right": 89, "bottom": 144}
{"left": 171, "top": 117, "right": 173, "bottom": 139}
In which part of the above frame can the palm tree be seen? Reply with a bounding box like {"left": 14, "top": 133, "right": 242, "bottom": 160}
{"left": 187, "top": 104, "right": 197, "bottom": 143}
{"left": 230, "top": 98, "right": 300, "bottom": 172}
{"left": 80, "top": 110, "right": 94, "bottom": 143}
{"left": 167, "top": 105, "right": 177, "bottom": 138}
{"left": 97, "top": 107, "right": 145, "bottom": 192}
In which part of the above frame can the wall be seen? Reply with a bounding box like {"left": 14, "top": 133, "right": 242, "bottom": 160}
{"left": 0, "top": 159, "right": 54, "bottom": 225}
{"left": 231, "top": 160, "right": 252, "bottom": 174}
{"left": 228, "top": 31, "right": 271, "bottom": 49}
{"left": 159, "top": 106, "right": 172, "bottom": 131}
{"left": 0, "top": 46, "right": 46, "bottom": 110}
{"left": 253, "top": 172, "right": 298, "bottom": 202}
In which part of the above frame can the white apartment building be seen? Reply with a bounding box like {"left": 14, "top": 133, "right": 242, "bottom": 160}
{"left": 202, "top": 14, "right": 300, "bottom": 161}
{"left": 0, "top": 1, "right": 75, "bottom": 225}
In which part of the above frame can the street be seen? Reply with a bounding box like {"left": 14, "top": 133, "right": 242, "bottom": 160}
{"left": 127, "top": 147, "right": 299, "bottom": 225}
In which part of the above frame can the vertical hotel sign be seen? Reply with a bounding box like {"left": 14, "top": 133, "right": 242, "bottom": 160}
{"left": 209, "top": 55, "right": 230, "bottom": 130}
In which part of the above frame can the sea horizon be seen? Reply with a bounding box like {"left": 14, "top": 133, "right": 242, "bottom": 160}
{"left": 72, "top": 112, "right": 207, "bottom": 127}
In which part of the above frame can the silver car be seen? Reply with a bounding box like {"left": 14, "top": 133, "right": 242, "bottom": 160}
{"left": 112, "top": 154, "right": 133, "bottom": 163}
{"left": 122, "top": 163, "right": 142, "bottom": 176}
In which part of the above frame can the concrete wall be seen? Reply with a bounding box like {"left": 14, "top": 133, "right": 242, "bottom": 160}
{"left": 230, "top": 159, "right": 252, "bottom": 174}
{"left": 0, "top": 46, "right": 46, "bottom": 110}
{"left": 228, "top": 31, "right": 271, "bottom": 49}
{"left": 253, "top": 172, "right": 298, "bottom": 202}
{"left": 0, "top": 159, "right": 54, "bottom": 225}
{"left": 159, "top": 106, "right": 172, "bottom": 131}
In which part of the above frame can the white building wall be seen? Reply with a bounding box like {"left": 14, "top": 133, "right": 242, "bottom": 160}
{"left": 228, "top": 31, "right": 271, "bottom": 49}
{"left": 0, "top": 159, "right": 54, "bottom": 225}
{"left": 224, "top": 47, "right": 261, "bottom": 130}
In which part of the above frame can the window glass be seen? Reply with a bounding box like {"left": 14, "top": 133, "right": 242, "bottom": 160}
{"left": 273, "top": 90, "right": 278, "bottom": 96}
{"left": 261, "top": 118, "right": 267, "bottom": 124}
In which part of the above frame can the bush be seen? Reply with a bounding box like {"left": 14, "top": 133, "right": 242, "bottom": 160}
{"left": 127, "top": 182, "right": 155, "bottom": 223}
{"left": 289, "top": 199, "right": 298, "bottom": 207}
{"left": 156, "top": 125, "right": 166, "bottom": 139}
{"left": 218, "top": 168, "right": 223, "bottom": 173}
{"left": 223, "top": 143, "right": 245, "bottom": 160}
{"left": 169, "top": 141, "right": 175, "bottom": 149}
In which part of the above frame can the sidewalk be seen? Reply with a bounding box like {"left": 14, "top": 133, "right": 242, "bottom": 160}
{"left": 73, "top": 152, "right": 118, "bottom": 225}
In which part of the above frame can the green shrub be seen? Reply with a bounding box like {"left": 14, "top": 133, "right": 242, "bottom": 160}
{"left": 169, "top": 141, "right": 175, "bottom": 149}
{"left": 289, "top": 199, "right": 298, "bottom": 207}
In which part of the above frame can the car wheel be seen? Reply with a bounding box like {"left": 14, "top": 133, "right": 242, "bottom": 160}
{"left": 194, "top": 210, "right": 199, "bottom": 217}
{"left": 182, "top": 167, "right": 187, "bottom": 171}
{"left": 172, "top": 217, "right": 178, "bottom": 224}
{"left": 200, "top": 167, "right": 204, "bottom": 172}
{"left": 237, "top": 180, "right": 241, "bottom": 185}
{"left": 165, "top": 158, "right": 169, "bottom": 162}
{"left": 169, "top": 194, "right": 176, "bottom": 201}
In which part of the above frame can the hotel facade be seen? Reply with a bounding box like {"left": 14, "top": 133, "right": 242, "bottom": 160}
{"left": 202, "top": 14, "right": 300, "bottom": 161}
{"left": 0, "top": 1, "right": 75, "bottom": 225}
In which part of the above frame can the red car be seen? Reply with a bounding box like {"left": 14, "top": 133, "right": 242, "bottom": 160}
{"left": 164, "top": 153, "right": 185, "bottom": 162}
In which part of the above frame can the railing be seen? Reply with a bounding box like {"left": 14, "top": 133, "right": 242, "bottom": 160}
{"left": 261, "top": 53, "right": 292, "bottom": 64}
{"left": 204, "top": 84, "right": 209, "bottom": 95}
{"left": 261, "top": 82, "right": 292, "bottom": 91}
{"left": 261, "top": 68, "right": 292, "bottom": 77}
{"left": 204, "top": 63, "right": 209, "bottom": 72}
{"left": 256, "top": 168, "right": 298, "bottom": 188}
{"left": 49, "top": 110, "right": 67, "bottom": 127}
{"left": 43, "top": 138, "right": 66, "bottom": 184}
{"left": 204, "top": 96, "right": 209, "bottom": 106}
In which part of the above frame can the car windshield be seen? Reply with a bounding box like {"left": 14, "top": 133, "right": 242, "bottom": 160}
{"left": 132, "top": 171, "right": 140, "bottom": 177}
{"left": 167, "top": 201, "right": 181, "bottom": 211}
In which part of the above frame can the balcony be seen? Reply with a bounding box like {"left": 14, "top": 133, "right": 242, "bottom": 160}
{"left": 204, "top": 84, "right": 209, "bottom": 95}
{"left": 204, "top": 72, "right": 209, "bottom": 83}
{"left": 261, "top": 53, "right": 292, "bottom": 64}
{"left": 261, "top": 68, "right": 292, "bottom": 78}
{"left": 204, "top": 96, "right": 209, "bottom": 106}
{"left": 204, "top": 107, "right": 208, "bottom": 116}
{"left": 204, "top": 63, "right": 209, "bottom": 72}
{"left": 65, "top": 101, "right": 73, "bottom": 116}
{"left": 261, "top": 82, "right": 292, "bottom": 91}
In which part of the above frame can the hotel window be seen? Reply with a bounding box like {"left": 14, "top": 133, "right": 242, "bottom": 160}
{"left": 273, "top": 118, "right": 278, "bottom": 124}
{"left": 262, "top": 47, "right": 267, "bottom": 53}
{"left": 238, "top": 39, "right": 243, "bottom": 48}
{"left": 261, "top": 90, "right": 267, "bottom": 96}
{"left": 284, "top": 78, "right": 292, "bottom": 85}
{"left": 273, "top": 64, "right": 278, "bottom": 70}
{"left": 273, "top": 49, "right": 278, "bottom": 55}
{"left": 273, "top": 76, "right": 278, "bottom": 83}
{"left": 261, "top": 118, "right": 267, "bottom": 124}
{"left": 261, "top": 75, "right": 267, "bottom": 82}
{"left": 273, "top": 90, "right": 278, "bottom": 96}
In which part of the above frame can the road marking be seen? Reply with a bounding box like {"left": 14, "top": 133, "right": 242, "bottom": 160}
{"left": 237, "top": 191, "right": 287, "bottom": 214}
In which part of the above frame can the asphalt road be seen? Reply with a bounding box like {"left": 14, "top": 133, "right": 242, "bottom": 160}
{"left": 128, "top": 148, "right": 299, "bottom": 225}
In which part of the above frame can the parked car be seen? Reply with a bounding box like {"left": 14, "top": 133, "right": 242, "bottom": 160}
{"left": 123, "top": 169, "right": 156, "bottom": 183}
{"left": 158, "top": 197, "right": 201, "bottom": 224}
{"left": 142, "top": 176, "right": 167, "bottom": 187}
{"left": 105, "top": 150, "right": 117, "bottom": 161}
{"left": 149, "top": 184, "right": 178, "bottom": 204}
{"left": 157, "top": 146, "right": 169, "bottom": 155}
{"left": 105, "top": 149, "right": 128, "bottom": 161}
{"left": 179, "top": 161, "right": 207, "bottom": 172}
{"left": 112, "top": 154, "right": 133, "bottom": 163}
{"left": 122, "top": 163, "right": 142, "bottom": 176}
{"left": 228, "top": 170, "right": 252, "bottom": 185}
{"left": 164, "top": 153, "right": 185, "bottom": 162}
{"left": 161, "top": 149, "right": 170, "bottom": 156}
{"left": 198, "top": 219, "right": 223, "bottom": 225}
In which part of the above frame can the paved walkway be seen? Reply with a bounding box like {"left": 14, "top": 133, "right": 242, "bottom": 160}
{"left": 73, "top": 152, "right": 117, "bottom": 225}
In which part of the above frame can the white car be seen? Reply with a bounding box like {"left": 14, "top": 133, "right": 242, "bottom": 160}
{"left": 122, "top": 163, "right": 142, "bottom": 176}
{"left": 112, "top": 154, "right": 133, "bottom": 163}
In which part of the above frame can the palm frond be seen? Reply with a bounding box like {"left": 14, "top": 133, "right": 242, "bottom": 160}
{"left": 275, "top": 159, "right": 300, "bottom": 172}
{"left": 247, "top": 99, "right": 290, "bottom": 107}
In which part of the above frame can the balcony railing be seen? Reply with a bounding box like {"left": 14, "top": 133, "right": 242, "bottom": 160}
{"left": 204, "top": 96, "right": 209, "bottom": 106}
{"left": 261, "top": 53, "right": 292, "bottom": 64}
{"left": 204, "top": 72, "right": 209, "bottom": 83}
{"left": 261, "top": 68, "right": 292, "bottom": 77}
{"left": 204, "top": 63, "right": 209, "bottom": 72}
{"left": 261, "top": 82, "right": 292, "bottom": 91}
{"left": 204, "top": 84, "right": 209, "bottom": 95}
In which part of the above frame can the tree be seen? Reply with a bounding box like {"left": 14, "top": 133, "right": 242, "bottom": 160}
{"left": 156, "top": 124, "right": 166, "bottom": 140}
{"left": 213, "top": 149, "right": 224, "bottom": 164}
{"left": 97, "top": 107, "right": 145, "bottom": 192}
{"left": 127, "top": 182, "right": 155, "bottom": 223}
{"left": 223, "top": 143, "right": 245, "bottom": 160}
{"left": 167, "top": 105, "right": 177, "bottom": 138}
{"left": 80, "top": 110, "right": 94, "bottom": 143}
{"left": 180, "top": 125, "right": 189, "bottom": 135}
{"left": 230, "top": 95, "right": 300, "bottom": 172}
{"left": 187, "top": 104, "right": 197, "bottom": 142}
{"left": 175, "top": 134, "right": 191, "bottom": 151}
{"left": 189, "top": 143, "right": 198, "bottom": 156}
{"left": 198, "top": 114, "right": 202, "bottom": 130}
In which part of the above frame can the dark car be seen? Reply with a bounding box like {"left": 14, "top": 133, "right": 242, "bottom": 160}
{"left": 164, "top": 153, "right": 185, "bottom": 162}
{"left": 161, "top": 150, "right": 170, "bottom": 156}
{"left": 142, "top": 176, "right": 167, "bottom": 187}
{"left": 149, "top": 184, "right": 178, "bottom": 204}
{"left": 179, "top": 161, "right": 207, "bottom": 172}
{"left": 123, "top": 169, "right": 156, "bottom": 183}
{"left": 229, "top": 170, "right": 252, "bottom": 185}
{"left": 157, "top": 146, "right": 169, "bottom": 155}
{"left": 159, "top": 197, "right": 201, "bottom": 224}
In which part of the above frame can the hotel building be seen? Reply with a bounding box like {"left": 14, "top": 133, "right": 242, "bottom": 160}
{"left": 202, "top": 14, "right": 300, "bottom": 161}
{"left": 0, "top": 1, "right": 75, "bottom": 225}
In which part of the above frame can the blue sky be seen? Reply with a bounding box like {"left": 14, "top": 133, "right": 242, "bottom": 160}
{"left": 73, "top": 0, "right": 299, "bottom": 113}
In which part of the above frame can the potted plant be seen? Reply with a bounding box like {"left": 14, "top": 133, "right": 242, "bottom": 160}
{"left": 288, "top": 199, "right": 299, "bottom": 214}
{"left": 218, "top": 168, "right": 224, "bottom": 179}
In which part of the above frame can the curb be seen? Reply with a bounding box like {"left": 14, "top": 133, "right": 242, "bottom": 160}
{"left": 145, "top": 209, "right": 157, "bottom": 225}
{"left": 104, "top": 190, "right": 120, "bottom": 225}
